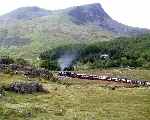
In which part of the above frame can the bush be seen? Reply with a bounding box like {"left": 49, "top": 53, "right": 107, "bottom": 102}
{"left": 3, "top": 68, "right": 13, "bottom": 75}
{"left": 15, "top": 58, "right": 29, "bottom": 65}
{"left": 143, "top": 62, "right": 150, "bottom": 69}
{"left": 0, "top": 56, "right": 14, "bottom": 65}
{"left": 40, "top": 60, "right": 60, "bottom": 71}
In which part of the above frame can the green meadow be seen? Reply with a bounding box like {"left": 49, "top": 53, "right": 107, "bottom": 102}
{"left": 0, "top": 69, "right": 150, "bottom": 120}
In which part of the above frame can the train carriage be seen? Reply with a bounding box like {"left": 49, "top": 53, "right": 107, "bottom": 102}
{"left": 58, "top": 71, "right": 150, "bottom": 87}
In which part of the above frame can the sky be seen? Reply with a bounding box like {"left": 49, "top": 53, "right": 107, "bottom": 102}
{"left": 0, "top": 0, "right": 150, "bottom": 29}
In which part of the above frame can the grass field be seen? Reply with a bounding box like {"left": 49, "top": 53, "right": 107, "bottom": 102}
{"left": 0, "top": 69, "right": 150, "bottom": 120}
{"left": 77, "top": 68, "right": 150, "bottom": 80}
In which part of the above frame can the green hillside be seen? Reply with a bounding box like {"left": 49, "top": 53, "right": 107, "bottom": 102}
{"left": 0, "top": 6, "right": 115, "bottom": 59}
{"left": 40, "top": 34, "right": 150, "bottom": 70}
{"left": 0, "top": 3, "right": 149, "bottom": 59}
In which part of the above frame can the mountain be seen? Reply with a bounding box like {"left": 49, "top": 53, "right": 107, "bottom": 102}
{"left": 69, "top": 3, "right": 111, "bottom": 24}
{"left": 68, "top": 3, "right": 149, "bottom": 35}
{"left": 0, "top": 3, "right": 149, "bottom": 58}
{"left": 0, "top": 7, "right": 50, "bottom": 23}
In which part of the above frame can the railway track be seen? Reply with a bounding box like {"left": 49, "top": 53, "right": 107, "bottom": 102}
{"left": 58, "top": 71, "right": 150, "bottom": 87}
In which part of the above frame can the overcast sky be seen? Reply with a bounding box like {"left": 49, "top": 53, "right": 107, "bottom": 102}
{"left": 0, "top": 0, "right": 149, "bottom": 29}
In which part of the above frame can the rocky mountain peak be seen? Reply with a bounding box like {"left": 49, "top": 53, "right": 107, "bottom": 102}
{"left": 68, "top": 3, "right": 111, "bottom": 25}
{"left": 68, "top": 3, "right": 149, "bottom": 35}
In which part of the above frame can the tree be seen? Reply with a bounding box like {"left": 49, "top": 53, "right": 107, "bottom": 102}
{"left": 40, "top": 60, "right": 60, "bottom": 71}
{"left": 15, "top": 58, "right": 29, "bottom": 65}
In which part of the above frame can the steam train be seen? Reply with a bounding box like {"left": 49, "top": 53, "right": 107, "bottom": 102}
{"left": 58, "top": 71, "right": 150, "bottom": 86}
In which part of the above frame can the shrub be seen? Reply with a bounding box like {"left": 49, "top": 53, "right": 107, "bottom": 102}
{"left": 40, "top": 60, "right": 60, "bottom": 71}
{"left": 15, "top": 58, "right": 29, "bottom": 65}
{"left": 0, "top": 56, "right": 14, "bottom": 65}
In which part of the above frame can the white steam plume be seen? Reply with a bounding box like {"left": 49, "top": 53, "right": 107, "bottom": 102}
{"left": 58, "top": 53, "right": 77, "bottom": 71}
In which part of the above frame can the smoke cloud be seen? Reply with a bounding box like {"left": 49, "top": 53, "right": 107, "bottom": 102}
{"left": 58, "top": 52, "right": 77, "bottom": 71}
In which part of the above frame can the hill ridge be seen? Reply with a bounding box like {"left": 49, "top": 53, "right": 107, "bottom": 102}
{"left": 0, "top": 3, "right": 149, "bottom": 58}
{"left": 0, "top": 6, "right": 51, "bottom": 22}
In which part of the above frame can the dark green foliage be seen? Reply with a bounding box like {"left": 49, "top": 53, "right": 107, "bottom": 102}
{"left": 40, "top": 60, "right": 60, "bottom": 71}
{"left": 40, "top": 34, "right": 150, "bottom": 70}
{"left": 40, "top": 44, "right": 83, "bottom": 60}
{"left": 39, "top": 44, "right": 84, "bottom": 70}
{"left": 0, "top": 56, "right": 30, "bottom": 66}
{"left": 15, "top": 58, "right": 29, "bottom": 65}
{"left": 0, "top": 56, "right": 14, "bottom": 65}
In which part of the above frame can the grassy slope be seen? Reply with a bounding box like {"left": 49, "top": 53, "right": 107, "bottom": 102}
{"left": 77, "top": 68, "right": 150, "bottom": 80}
{"left": 0, "top": 11, "right": 114, "bottom": 59}
{"left": 0, "top": 69, "right": 150, "bottom": 120}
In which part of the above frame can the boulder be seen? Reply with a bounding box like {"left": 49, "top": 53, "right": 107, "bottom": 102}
{"left": 6, "top": 82, "right": 49, "bottom": 94}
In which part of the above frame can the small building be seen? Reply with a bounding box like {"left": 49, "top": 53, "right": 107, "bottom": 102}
{"left": 100, "top": 54, "right": 109, "bottom": 59}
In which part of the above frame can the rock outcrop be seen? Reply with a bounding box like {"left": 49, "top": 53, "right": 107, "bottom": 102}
{"left": 69, "top": 3, "right": 149, "bottom": 35}
{"left": 4, "top": 82, "right": 48, "bottom": 94}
